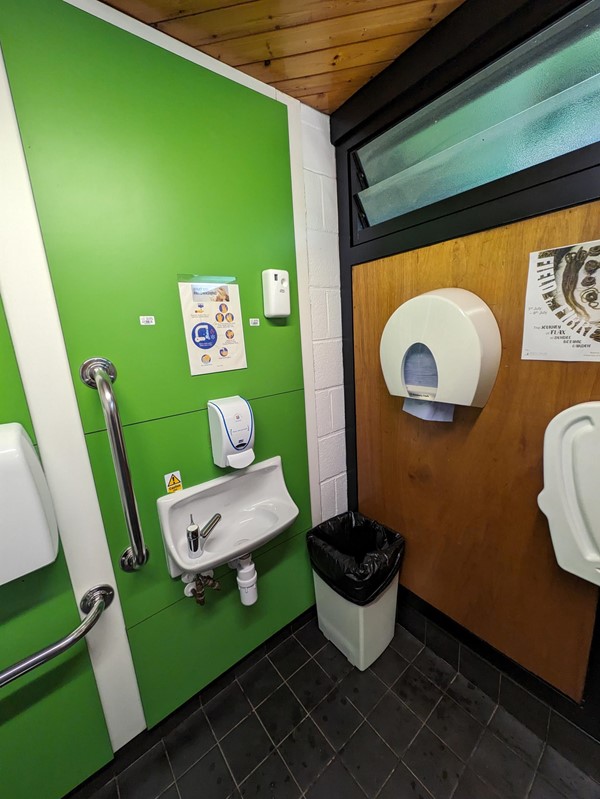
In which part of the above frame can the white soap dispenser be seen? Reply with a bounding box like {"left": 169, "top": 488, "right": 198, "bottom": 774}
{"left": 207, "top": 396, "right": 255, "bottom": 469}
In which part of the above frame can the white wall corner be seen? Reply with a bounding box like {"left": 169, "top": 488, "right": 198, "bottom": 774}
{"left": 318, "top": 431, "right": 347, "bottom": 482}
{"left": 309, "top": 287, "right": 329, "bottom": 341}
{"left": 278, "top": 93, "right": 323, "bottom": 527}
{"left": 320, "top": 477, "right": 337, "bottom": 521}
{"left": 298, "top": 101, "right": 346, "bottom": 524}
{"left": 315, "top": 390, "right": 334, "bottom": 438}
{"left": 300, "top": 103, "right": 330, "bottom": 132}
{"left": 307, "top": 229, "right": 341, "bottom": 289}
{"left": 313, "top": 338, "right": 344, "bottom": 391}
{"left": 334, "top": 472, "right": 348, "bottom": 514}
{"left": 301, "top": 123, "right": 337, "bottom": 179}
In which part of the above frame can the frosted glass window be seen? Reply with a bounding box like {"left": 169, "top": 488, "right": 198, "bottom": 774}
{"left": 356, "top": 0, "right": 600, "bottom": 227}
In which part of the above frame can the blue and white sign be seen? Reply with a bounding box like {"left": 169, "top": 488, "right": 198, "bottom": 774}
{"left": 191, "top": 322, "right": 217, "bottom": 349}
{"left": 178, "top": 279, "right": 247, "bottom": 376}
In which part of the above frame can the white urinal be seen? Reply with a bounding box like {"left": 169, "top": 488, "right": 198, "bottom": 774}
{"left": 538, "top": 402, "right": 600, "bottom": 586}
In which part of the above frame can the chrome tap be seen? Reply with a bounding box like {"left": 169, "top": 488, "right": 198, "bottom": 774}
{"left": 199, "top": 512, "right": 221, "bottom": 541}
{"left": 187, "top": 513, "right": 221, "bottom": 556}
{"left": 187, "top": 515, "right": 200, "bottom": 554}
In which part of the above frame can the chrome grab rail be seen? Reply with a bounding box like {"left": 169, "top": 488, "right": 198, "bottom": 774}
{"left": 0, "top": 584, "right": 114, "bottom": 688}
{"left": 80, "top": 357, "right": 149, "bottom": 571}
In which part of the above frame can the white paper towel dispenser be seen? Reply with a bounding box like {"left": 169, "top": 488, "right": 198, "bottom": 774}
{"left": 380, "top": 288, "right": 501, "bottom": 408}
{"left": 0, "top": 423, "right": 59, "bottom": 586}
{"left": 538, "top": 402, "right": 600, "bottom": 586}
{"left": 207, "top": 395, "right": 255, "bottom": 469}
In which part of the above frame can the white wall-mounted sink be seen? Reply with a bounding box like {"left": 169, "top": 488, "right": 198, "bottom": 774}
{"left": 157, "top": 456, "right": 299, "bottom": 577}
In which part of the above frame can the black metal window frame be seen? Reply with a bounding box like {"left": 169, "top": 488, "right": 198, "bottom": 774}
{"left": 350, "top": 143, "right": 600, "bottom": 257}
{"left": 331, "top": 0, "right": 600, "bottom": 512}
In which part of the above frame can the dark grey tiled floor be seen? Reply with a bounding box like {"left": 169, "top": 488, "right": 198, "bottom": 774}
{"left": 76, "top": 620, "right": 600, "bottom": 799}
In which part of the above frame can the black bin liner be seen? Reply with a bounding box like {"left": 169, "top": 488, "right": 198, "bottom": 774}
{"left": 307, "top": 511, "right": 405, "bottom": 606}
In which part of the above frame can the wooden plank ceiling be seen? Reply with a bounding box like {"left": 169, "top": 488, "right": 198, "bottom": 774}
{"left": 101, "top": 0, "right": 466, "bottom": 113}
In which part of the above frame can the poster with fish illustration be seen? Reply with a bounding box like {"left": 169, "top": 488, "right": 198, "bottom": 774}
{"left": 522, "top": 239, "right": 600, "bottom": 361}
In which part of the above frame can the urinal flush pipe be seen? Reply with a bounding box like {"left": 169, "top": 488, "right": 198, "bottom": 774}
{"left": 229, "top": 555, "right": 258, "bottom": 606}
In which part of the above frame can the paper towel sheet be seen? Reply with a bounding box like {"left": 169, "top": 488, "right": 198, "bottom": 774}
{"left": 403, "top": 398, "right": 455, "bottom": 422}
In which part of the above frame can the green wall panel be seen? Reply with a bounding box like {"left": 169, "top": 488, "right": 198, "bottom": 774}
{"left": 0, "top": 0, "right": 301, "bottom": 432}
{"left": 0, "top": 551, "right": 113, "bottom": 798}
{"left": 1, "top": 0, "right": 313, "bottom": 732}
{"left": 0, "top": 305, "right": 113, "bottom": 798}
{"left": 128, "top": 532, "right": 313, "bottom": 727}
{"left": 85, "top": 390, "right": 311, "bottom": 627}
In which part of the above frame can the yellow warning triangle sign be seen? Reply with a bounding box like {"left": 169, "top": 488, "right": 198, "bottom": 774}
{"left": 167, "top": 473, "right": 182, "bottom": 492}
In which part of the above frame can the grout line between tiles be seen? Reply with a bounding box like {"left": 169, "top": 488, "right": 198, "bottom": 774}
{"left": 233, "top": 630, "right": 331, "bottom": 794}
{"left": 200, "top": 690, "right": 250, "bottom": 793}
{"left": 216, "top": 736, "right": 241, "bottom": 794}
{"left": 180, "top": 626, "right": 471, "bottom": 799}
{"left": 142, "top": 621, "right": 600, "bottom": 799}
{"left": 247, "top": 684, "right": 307, "bottom": 797}
{"left": 523, "top": 740, "right": 547, "bottom": 799}
{"left": 167, "top": 621, "right": 562, "bottom": 799}
{"left": 265, "top": 630, "right": 391, "bottom": 795}
{"left": 162, "top": 740, "right": 178, "bottom": 790}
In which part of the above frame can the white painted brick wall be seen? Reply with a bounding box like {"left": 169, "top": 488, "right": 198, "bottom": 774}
{"left": 300, "top": 103, "right": 347, "bottom": 522}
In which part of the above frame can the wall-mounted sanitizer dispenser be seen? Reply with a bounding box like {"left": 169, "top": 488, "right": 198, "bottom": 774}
{"left": 207, "top": 396, "right": 255, "bottom": 468}
{"left": 380, "top": 288, "right": 501, "bottom": 420}
{"left": 0, "top": 423, "right": 59, "bottom": 586}
{"left": 262, "top": 269, "right": 290, "bottom": 318}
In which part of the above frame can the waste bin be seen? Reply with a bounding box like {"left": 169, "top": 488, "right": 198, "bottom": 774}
{"left": 307, "top": 511, "right": 405, "bottom": 670}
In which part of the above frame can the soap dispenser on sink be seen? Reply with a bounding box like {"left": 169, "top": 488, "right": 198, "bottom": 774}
{"left": 207, "top": 396, "right": 255, "bottom": 469}
{"left": 157, "top": 396, "right": 298, "bottom": 607}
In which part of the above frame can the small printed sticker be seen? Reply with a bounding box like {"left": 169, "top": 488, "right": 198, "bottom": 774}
{"left": 249, "top": 318, "right": 260, "bottom": 327}
{"left": 140, "top": 316, "right": 156, "bottom": 325}
{"left": 165, "top": 471, "right": 182, "bottom": 493}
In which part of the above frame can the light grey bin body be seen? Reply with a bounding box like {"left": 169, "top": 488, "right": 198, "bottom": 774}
{"left": 312, "top": 571, "right": 398, "bottom": 671}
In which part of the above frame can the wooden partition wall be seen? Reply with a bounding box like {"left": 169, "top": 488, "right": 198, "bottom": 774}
{"left": 353, "top": 202, "right": 600, "bottom": 701}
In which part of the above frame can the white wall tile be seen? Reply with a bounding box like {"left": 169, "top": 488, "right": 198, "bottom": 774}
{"left": 318, "top": 431, "right": 347, "bottom": 481}
{"left": 313, "top": 338, "right": 343, "bottom": 390}
{"left": 335, "top": 472, "right": 348, "bottom": 514}
{"left": 326, "top": 289, "right": 342, "bottom": 338}
{"left": 307, "top": 229, "right": 340, "bottom": 289}
{"left": 299, "top": 100, "right": 346, "bottom": 522}
{"left": 302, "top": 124, "right": 336, "bottom": 178}
{"left": 300, "top": 103, "right": 330, "bottom": 133}
{"left": 315, "top": 389, "right": 333, "bottom": 438}
{"left": 330, "top": 386, "right": 345, "bottom": 432}
{"left": 320, "top": 478, "right": 337, "bottom": 521}
{"left": 304, "top": 169, "right": 324, "bottom": 231}
{"left": 309, "top": 287, "right": 329, "bottom": 340}
{"left": 321, "top": 175, "right": 339, "bottom": 234}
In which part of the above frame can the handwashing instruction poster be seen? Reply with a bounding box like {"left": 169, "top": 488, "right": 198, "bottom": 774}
{"left": 521, "top": 238, "right": 600, "bottom": 361}
{"left": 178, "top": 278, "right": 247, "bottom": 375}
